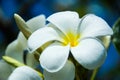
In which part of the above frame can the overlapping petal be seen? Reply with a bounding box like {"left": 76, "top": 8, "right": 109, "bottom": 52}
{"left": 28, "top": 27, "right": 63, "bottom": 52}
{"left": 8, "top": 66, "right": 42, "bottom": 80}
{"left": 47, "top": 11, "right": 80, "bottom": 36}
{"left": 79, "top": 14, "right": 113, "bottom": 38}
{"left": 71, "top": 38, "right": 106, "bottom": 69}
{"left": 40, "top": 42, "right": 70, "bottom": 72}
{"left": 26, "top": 15, "right": 46, "bottom": 32}
{"left": 43, "top": 60, "right": 75, "bottom": 80}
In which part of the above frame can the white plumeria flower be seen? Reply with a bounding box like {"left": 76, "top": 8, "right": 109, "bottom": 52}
{"left": 44, "top": 60, "right": 75, "bottom": 80}
{"left": 8, "top": 66, "right": 42, "bottom": 80}
{"left": 5, "top": 14, "right": 45, "bottom": 67}
{"left": 28, "top": 11, "right": 113, "bottom": 73}
{"left": 0, "top": 14, "right": 45, "bottom": 79}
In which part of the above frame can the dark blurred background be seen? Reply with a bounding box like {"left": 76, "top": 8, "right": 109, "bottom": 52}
{"left": 0, "top": 0, "right": 120, "bottom": 79}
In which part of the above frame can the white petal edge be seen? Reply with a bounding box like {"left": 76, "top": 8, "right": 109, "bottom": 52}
{"left": 26, "top": 15, "right": 46, "bottom": 32}
{"left": 71, "top": 38, "right": 107, "bottom": 69}
{"left": 28, "top": 27, "right": 63, "bottom": 52}
{"left": 79, "top": 14, "right": 113, "bottom": 38}
{"left": 40, "top": 42, "right": 70, "bottom": 72}
{"left": 43, "top": 60, "right": 75, "bottom": 80}
{"left": 47, "top": 11, "right": 80, "bottom": 36}
{"left": 8, "top": 66, "right": 42, "bottom": 80}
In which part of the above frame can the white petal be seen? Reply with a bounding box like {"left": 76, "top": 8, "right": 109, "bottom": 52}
{"left": 0, "top": 60, "right": 12, "bottom": 80}
{"left": 40, "top": 42, "right": 70, "bottom": 72}
{"left": 5, "top": 40, "right": 24, "bottom": 63}
{"left": 5, "top": 32, "right": 27, "bottom": 63}
{"left": 79, "top": 14, "right": 113, "bottom": 38}
{"left": 8, "top": 66, "right": 42, "bottom": 80}
{"left": 71, "top": 38, "right": 106, "bottom": 69}
{"left": 47, "top": 11, "right": 80, "bottom": 35}
{"left": 26, "top": 15, "right": 46, "bottom": 32}
{"left": 28, "top": 27, "right": 63, "bottom": 52}
{"left": 43, "top": 60, "right": 75, "bottom": 80}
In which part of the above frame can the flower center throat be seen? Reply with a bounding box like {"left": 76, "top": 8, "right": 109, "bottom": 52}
{"left": 63, "top": 32, "right": 80, "bottom": 47}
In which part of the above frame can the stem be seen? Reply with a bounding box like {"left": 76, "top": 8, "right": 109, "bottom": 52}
{"left": 76, "top": 74, "right": 80, "bottom": 80}
{"left": 90, "top": 68, "right": 99, "bottom": 80}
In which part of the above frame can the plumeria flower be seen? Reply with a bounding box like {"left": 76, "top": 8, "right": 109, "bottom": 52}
{"left": 28, "top": 11, "right": 113, "bottom": 72}
{"left": 5, "top": 14, "right": 46, "bottom": 67}
{"left": 8, "top": 66, "right": 42, "bottom": 80}
{"left": 0, "top": 14, "right": 45, "bottom": 80}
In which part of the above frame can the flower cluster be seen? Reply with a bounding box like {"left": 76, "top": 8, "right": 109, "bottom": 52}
{"left": 0, "top": 11, "right": 113, "bottom": 80}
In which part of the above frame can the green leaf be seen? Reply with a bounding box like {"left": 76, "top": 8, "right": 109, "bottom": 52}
{"left": 112, "top": 18, "right": 120, "bottom": 54}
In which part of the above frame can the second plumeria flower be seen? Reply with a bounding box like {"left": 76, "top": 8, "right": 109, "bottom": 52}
{"left": 28, "top": 11, "right": 113, "bottom": 72}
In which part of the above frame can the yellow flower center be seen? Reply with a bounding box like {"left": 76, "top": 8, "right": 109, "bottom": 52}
{"left": 63, "top": 32, "right": 80, "bottom": 47}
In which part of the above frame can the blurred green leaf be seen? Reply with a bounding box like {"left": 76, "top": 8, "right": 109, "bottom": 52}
{"left": 112, "top": 18, "right": 120, "bottom": 54}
